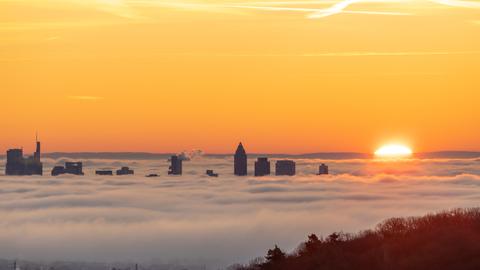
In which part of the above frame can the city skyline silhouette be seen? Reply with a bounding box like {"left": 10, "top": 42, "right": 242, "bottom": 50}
{"left": 1, "top": 0, "right": 479, "bottom": 269}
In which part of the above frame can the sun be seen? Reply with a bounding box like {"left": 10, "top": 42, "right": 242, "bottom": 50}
{"left": 375, "top": 144, "right": 413, "bottom": 158}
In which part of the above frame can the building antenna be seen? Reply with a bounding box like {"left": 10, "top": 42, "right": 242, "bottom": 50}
{"left": 36, "top": 131, "right": 38, "bottom": 142}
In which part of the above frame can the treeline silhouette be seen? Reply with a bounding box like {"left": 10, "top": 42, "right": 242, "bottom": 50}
{"left": 232, "top": 208, "right": 480, "bottom": 270}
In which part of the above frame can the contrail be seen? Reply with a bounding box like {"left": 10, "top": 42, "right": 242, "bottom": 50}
{"left": 429, "top": 0, "right": 480, "bottom": 8}
{"left": 126, "top": 0, "right": 412, "bottom": 19}
{"left": 228, "top": 0, "right": 412, "bottom": 18}
{"left": 87, "top": 0, "right": 480, "bottom": 21}
{"left": 308, "top": 0, "right": 361, "bottom": 18}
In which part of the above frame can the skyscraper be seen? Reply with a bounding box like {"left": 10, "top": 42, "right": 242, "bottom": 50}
{"left": 254, "top": 157, "right": 270, "bottom": 177}
{"left": 5, "top": 137, "right": 43, "bottom": 176}
{"left": 6, "top": 149, "right": 24, "bottom": 175}
{"left": 51, "top": 162, "right": 84, "bottom": 176}
{"left": 234, "top": 142, "right": 247, "bottom": 176}
{"left": 33, "top": 132, "right": 40, "bottom": 162}
{"left": 168, "top": 155, "right": 182, "bottom": 175}
{"left": 275, "top": 160, "right": 296, "bottom": 176}
{"left": 318, "top": 163, "right": 329, "bottom": 175}
{"left": 117, "top": 166, "right": 134, "bottom": 175}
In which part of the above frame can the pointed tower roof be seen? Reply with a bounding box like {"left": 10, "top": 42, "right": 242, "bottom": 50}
{"left": 235, "top": 142, "right": 246, "bottom": 156}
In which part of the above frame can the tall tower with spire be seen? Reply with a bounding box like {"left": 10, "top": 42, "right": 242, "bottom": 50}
{"left": 34, "top": 132, "right": 41, "bottom": 162}
{"left": 5, "top": 134, "right": 43, "bottom": 176}
{"left": 234, "top": 142, "right": 247, "bottom": 176}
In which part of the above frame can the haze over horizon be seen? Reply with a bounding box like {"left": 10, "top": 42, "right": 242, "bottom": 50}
{"left": 2, "top": 147, "right": 480, "bottom": 159}
{"left": 2, "top": 0, "right": 479, "bottom": 153}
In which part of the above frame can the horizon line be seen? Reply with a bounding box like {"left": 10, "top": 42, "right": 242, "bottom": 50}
{"left": 1, "top": 150, "right": 480, "bottom": 156}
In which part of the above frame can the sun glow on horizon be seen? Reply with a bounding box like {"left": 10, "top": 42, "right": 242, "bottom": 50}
{"left": 375, "top": 144, "right": 413, "bottom": 158}
{"left": 1, "top": 0, "right": 480, "bottom": 153}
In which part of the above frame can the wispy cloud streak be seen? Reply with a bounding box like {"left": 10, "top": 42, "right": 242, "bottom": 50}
{"left": 224, "top": 0, "right": 412, "bottom": 18}
{"left": 301, "top": 50, "right": 480, "bottom": 56}
{"left": 429, "top": 0, "right": 480, "bottom": 8}
{"left": 73, "top": 0, "right": 142, "bottom": 19}
{"left": 309, "top": 0, "right": 361, "bottom": 18}
{"left": 162, "top": 50, "right": 480, "bottom": 57}
{"left": 68, "top": 96, "right": 105, "bottom": 101}
{"left": 4, "top": 0, "right": 478, "bottom": 24}
{"left": 121, "top": 0, "right": 413, "bottom": 19}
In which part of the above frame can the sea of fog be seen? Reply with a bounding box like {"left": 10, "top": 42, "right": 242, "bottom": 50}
{"left": 1, "top": 155, "right": 480, "bottom": 269}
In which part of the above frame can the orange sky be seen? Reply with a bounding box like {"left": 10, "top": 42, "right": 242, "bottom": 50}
{"left": 1, "top": 0, "right": 480, "bottom": 153}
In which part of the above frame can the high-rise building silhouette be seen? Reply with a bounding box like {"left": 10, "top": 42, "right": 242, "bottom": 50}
{"left": 66, "top": 162, "right": 84, "bottom": 175}
{"left": 6, "top": 149, "right": 24, "bottom": 175}
{"left": 96, "top": 170, "right": 113, "bottom": 175}
{"left": 275, "top": 160, "right": 296, "bottom": 176}
{"left": 168, "top": 155, "right": 182, "bottom": 175}
{"left": 34, "top": 133, "right": 41, "bottom": 162}
{"left": 52, "top": 161, "right": 84, "bottom": 176}
{"left": 255, "top": 157, "right": 271, "bottom": 176}
{"left": 51, "top": 166, "right": 65, "bottom": 176}
{"left": 5, "top": 137, "right": 43, "bottom": 176}
{"left": 117, "top": 166, "right": 134, "bottom": 175}
{"left": 318, "top": 163, "right": 329, "bottom": 175}
{"left": 234, "top": 142, "right": 247, "bottom": 176}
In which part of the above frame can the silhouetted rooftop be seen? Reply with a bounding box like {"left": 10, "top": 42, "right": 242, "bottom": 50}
{"left": 235, "top": 142, "right": 246, "bottom": 156}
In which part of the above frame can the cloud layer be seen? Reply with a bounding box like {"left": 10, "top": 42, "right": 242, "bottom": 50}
{"left": 1, "top": 156, "right": 480, "bottom": 268}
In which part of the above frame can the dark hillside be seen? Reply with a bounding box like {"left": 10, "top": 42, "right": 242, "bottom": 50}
{"left": 233, "top": 208, "right": 480, "bottom": 270}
